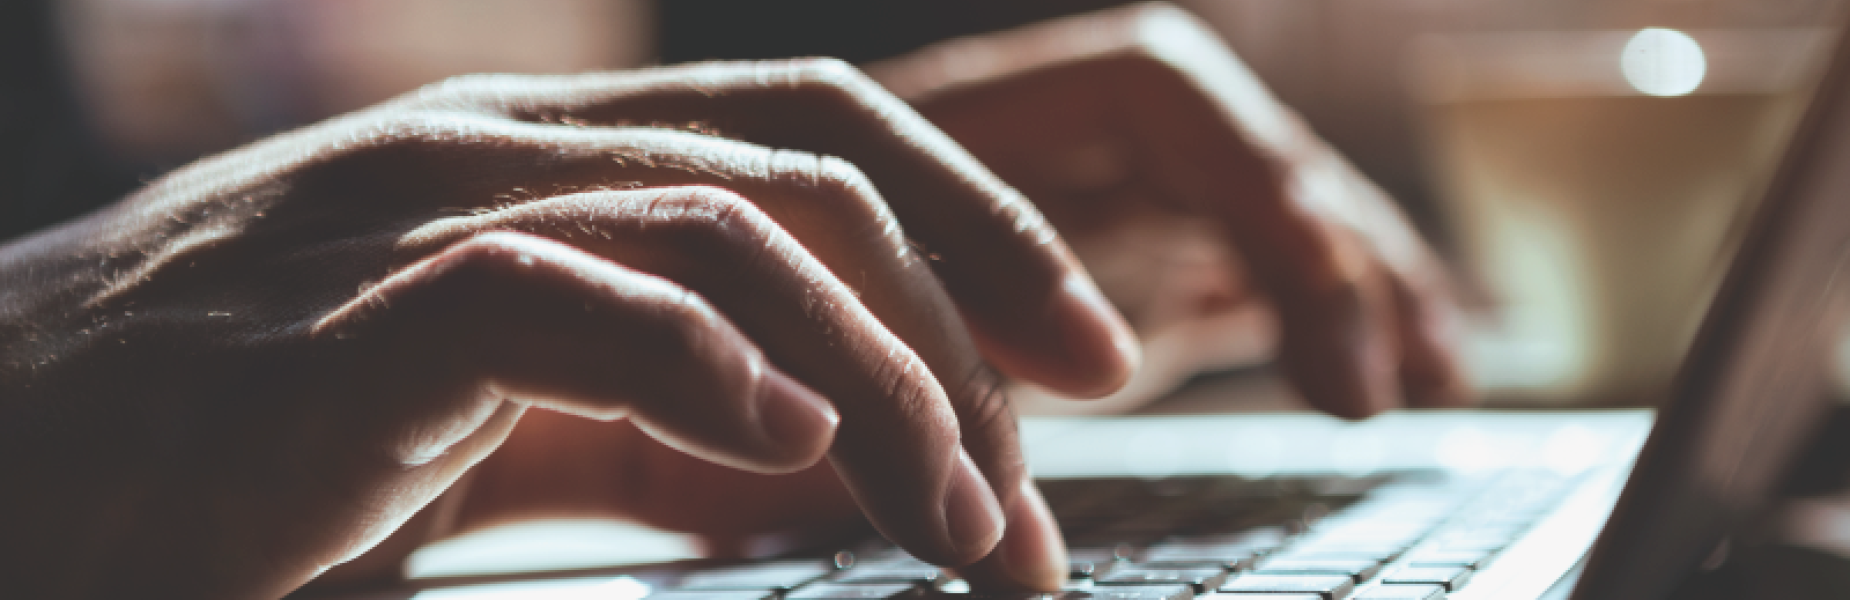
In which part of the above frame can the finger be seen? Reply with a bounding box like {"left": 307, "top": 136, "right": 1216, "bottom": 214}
{"left": 349, "top": 120, "right": 1049, "bottom": 569}
{"left": 1125, "top": 7, "right": 1473, "bottom": 415}
{"left": 1316, "top": 158, "right": 1472, "bottom": 409}
{"left": 1257, "top": 225, "right": 1402, "bottom": 419}
{"left": 416, "top": 61, "right": 1140, "bottom": 400}
{"left": 870, "top": 4, "right": 1433, "bottom": 417}
{"left": 1388, "top": 267, "right": 1472, "bottom": 407}
{"left": 459, "top": 412, "right": 862, "bottom": 537}
{"left": 323, "top": 113, "right": 1028, "bottom": 529}
{"left": 397, "top": 188, "right": 1007, "bottom": 565}
{"left": 327, "top": 117, "right": 1044, "bottom": 570}
{"left": 315, "top": 230, "right": 841, "bottom": 475}
{"left": 955, "top": 479, "right": 1068, "bottom": 591}
{"left": 1263, "top": 154, "right": 1469, "bottom": 414}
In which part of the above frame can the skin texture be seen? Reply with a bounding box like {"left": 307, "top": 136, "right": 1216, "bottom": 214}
{"left": 0, "top": 4, "right": 1466, "bottom": 598}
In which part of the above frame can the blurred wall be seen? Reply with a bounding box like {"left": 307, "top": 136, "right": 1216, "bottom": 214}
{"left": 1184, "top": 0, "right": 1846, "bottom": 251}
{"left": 56, "top": 0, "right": 654, "bottom": 164}
{"left": 26, "top": 0, "right": 1848, "bottom": 254}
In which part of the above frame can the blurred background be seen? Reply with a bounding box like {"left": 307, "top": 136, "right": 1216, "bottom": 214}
{"left": 8, "top": 0, "right": 1847, "bottom": 409}
{"left": 9, "top": 0, "right": 1850, "bottom": 581}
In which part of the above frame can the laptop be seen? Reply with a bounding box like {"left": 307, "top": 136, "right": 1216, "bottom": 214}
{"left": 307, "top": 21, "right": 1850, "bottom": 600}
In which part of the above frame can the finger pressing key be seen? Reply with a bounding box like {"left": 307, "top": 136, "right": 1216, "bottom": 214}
{"left": 392, "top": 188, "right": 1007, "bottom": 564}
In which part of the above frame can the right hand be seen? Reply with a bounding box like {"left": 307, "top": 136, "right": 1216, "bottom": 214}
{"left": 0, "top": 59, "right": 1136, "bottom": 598}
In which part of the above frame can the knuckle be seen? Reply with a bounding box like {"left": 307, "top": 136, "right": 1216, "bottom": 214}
{"left": 647, "top": 186, "right": 780, "bottom": 258}
{"left": 1298, "top": 221, "right": 1379, "bottom": 296}
{"left": 1121, "top": 3, "right": 1222, "bottom": 64}
{"left": 761, "top": 57, "right": 877, "bottom": 109}
{"left": 670, "top": 184, "right": 758, "bottom": 218}
{"left": 784, "top": 57, "right": 867, "bottom": 89}
{"left": 813, "top": 154, "right": 877, "bottom": 193}
{"left": 642, "top": 293, "right": 729, "bottom": 364}
{"left": 1113, "top": 46, "right": 1190, "bottom": 87}
{"left": 955, "top": 366, "right": 1016, "bottom": 439}
{"left": 362, "top": 233, "right": 541, "bottom": 324}
{"left": 769, "top": 152, "right": 909, "bottom": 249}
{"left": 322, "top": 232, "right": 539, "bottom": 334}
{"left": 792, "top": 154, "right": 878, "bottom": 206}
{"left": 815, "top": 157, "right": 911, "bottom": 252}
{"left": 870, "top": 351, "right": 959, "bottom": 439}
{"left": 427, "top": 233, "right": 535, "bottom": 288}
{"left": 1288, "top": 263, "right": 1372, "bottom": 320}
{"left": 307, "top": 110, "right": 525, "bottom": 191}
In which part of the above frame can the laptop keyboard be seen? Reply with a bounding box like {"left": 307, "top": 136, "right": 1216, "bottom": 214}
{"left": 648, "top": 470, "right": 1581, "bottom": 600}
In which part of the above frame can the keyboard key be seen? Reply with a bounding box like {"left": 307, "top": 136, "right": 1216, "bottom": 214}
{"left": 1219, "top": 574, "right": 1355, "bottom": 599}
{"left": 1254, "top": 557, "right": 1383, "bottom": 582}
{"left": 1353, "top": 584, "right": 1446, "bottom": 600}
{"left": 678, "top": 561, "right": 836, "bottom": 590}
{"left": 1072, "top": 584, "right": 1198, "bottom": 600}
{"left": 922, "top": 594, "right": 1047, "bottom": 600}
{"left": 833, "top": 566, "right": 943, "bottom": 584}
{"left": 1201, "top": 595, "right": 1322, "bottom": 600}
{"left": 1094, "top": 566, "right": 1229, "bottom": 591}
{"left": 786, "top": 583, "right": 921, "bottom": 599}
{"left": 1406, "top": 550, "right": 1492, "bottom": 569}
{"left": 1434, "top": 537, "right": 1508, "bottom": 553}
{"left": 1267, "top": 546, "right": 1401, "bottom": 563}
{"left": 1070, "top": 546, "right": 1138, "bottom": 564}
{"left": 647, "top": 591, "right": 778, "bottom": 600}
{"left": 936, "top": 588, "right": 1193, "bottom": 600}
{"left": 935, "top": 586, "right": 1195, "bottom": 600}
{"left": 1312, "top": 523, "right": 1430, "bottom": 540}
{"left": 1382, "top": 567, "right": 1474, "bottom": 591}
{"left": 851, "top": 549, "right": 926, "bottom": 566}
{"left": 1139, "top": 544, "right": 1265, "bottom": 569}
{"left": 1170, "top": 527, "right": 1290, "bottom": 548}
{"left": 1305, "top": 536, "right": 1424, "bottom": 552}
{"left": 1447, "top": 524, "right": 1529, "bottom": 539}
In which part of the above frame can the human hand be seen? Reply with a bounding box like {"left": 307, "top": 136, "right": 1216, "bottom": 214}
{"left": 441, "top": 9, "right": 1470, "bottom": 593}
{"left": 870, "top": 2, "right": 1470, "bottom": 416}
{"left": 523, "top": 7, "right": 1476, "bottom": 589}
{"left": 0, "top": 60, "right": 1134, "bottom": 597}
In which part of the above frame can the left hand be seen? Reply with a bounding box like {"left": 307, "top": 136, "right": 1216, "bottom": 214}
{"left": 868, "top": 2, "right": 1471, "bottom": 416}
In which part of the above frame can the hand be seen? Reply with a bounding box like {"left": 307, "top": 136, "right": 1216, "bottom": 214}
{"left": 0, "top": 59, "right": 1135, "bottom": 597}
{"left": 869, "top": 3, "right": 1470, "bottom": 417}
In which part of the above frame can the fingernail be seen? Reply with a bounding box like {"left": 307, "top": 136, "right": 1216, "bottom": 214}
{"left": 756, "top": 369, "right": 838, "bottom": 458}
{"left": 942, "top": 449, "right": 1005, "bottom": 562}
{"left": 994, "top": 479, "right": 1067, "bottom": 590}
{"left": 1054, "top": 273, "right": 1141, "bottom": 395}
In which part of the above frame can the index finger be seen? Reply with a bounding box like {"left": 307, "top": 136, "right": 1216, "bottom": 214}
{"left": 414, "top": 61, "right": 1141, "bottom": 402}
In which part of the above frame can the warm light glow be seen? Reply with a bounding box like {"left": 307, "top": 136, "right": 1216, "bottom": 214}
{"left": 1622, "top": 28, "right": 1707, "bottom": 97}
{"left": 407, "top": 519, "right": 701, "bottom": 580}
{"left": 411, "top": 576, "right": 650, "bottom": 600}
